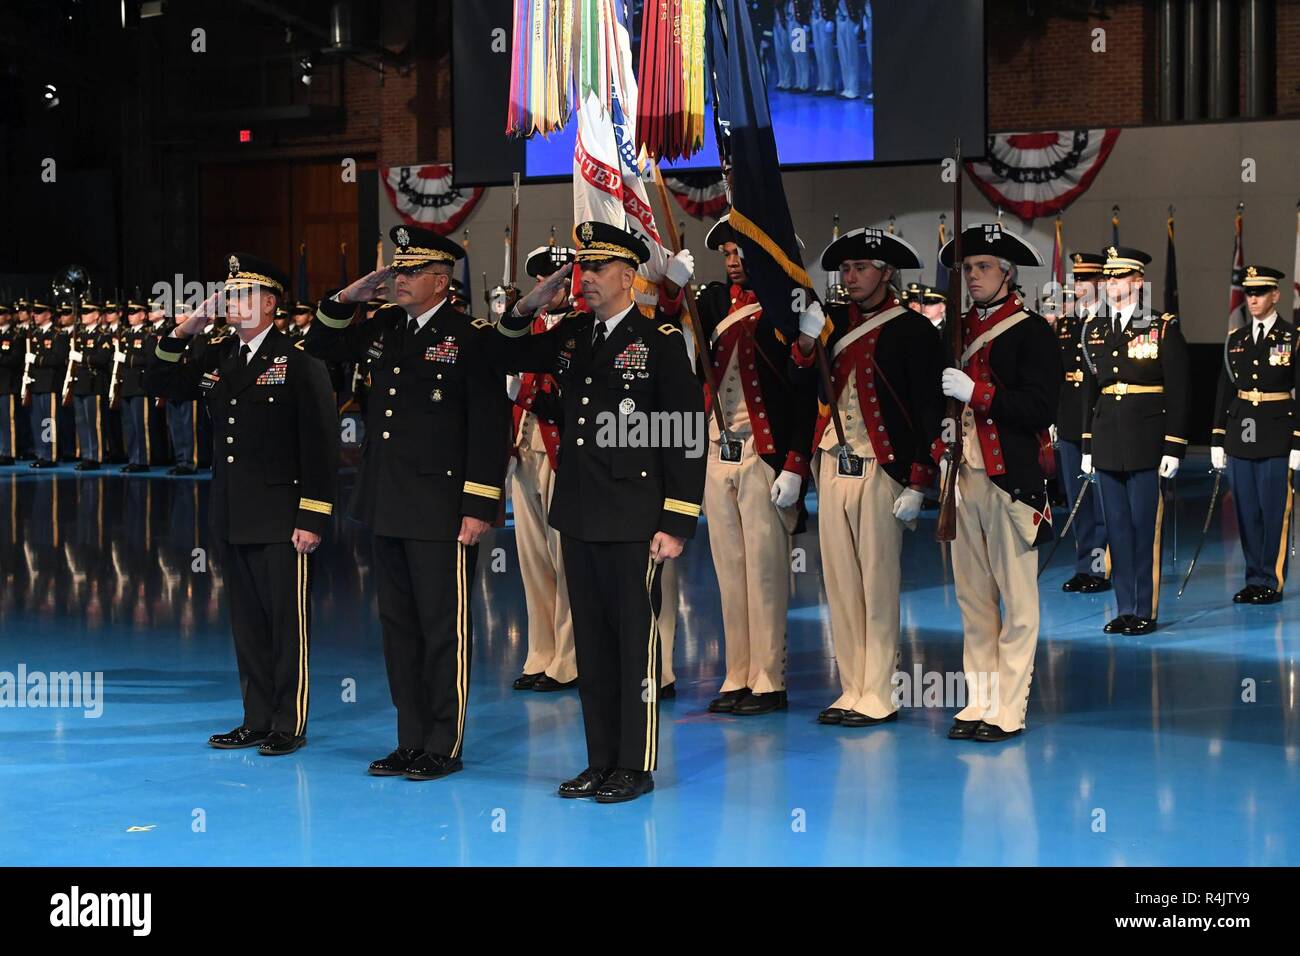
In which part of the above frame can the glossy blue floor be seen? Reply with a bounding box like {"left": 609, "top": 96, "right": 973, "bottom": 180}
{"left": 0, "top": 457, "right": 1295, "bottom": 866}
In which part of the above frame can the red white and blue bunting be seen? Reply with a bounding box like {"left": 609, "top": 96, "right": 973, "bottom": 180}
{"left": 964, "top": 129, "right": 1120, "bottom": 223}
{"left": 382, "top": 164, "right": 484, "bottom": 236}
{"left": 663, "top": 171, "right": 729, "bottom": 220}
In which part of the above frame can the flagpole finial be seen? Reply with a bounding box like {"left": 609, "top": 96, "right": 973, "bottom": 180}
{"left": 1237, "top": 201, "right": 1245, "bottom": 214}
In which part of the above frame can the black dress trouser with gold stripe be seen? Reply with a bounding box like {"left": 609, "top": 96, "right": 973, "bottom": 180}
{"left": 372, "top": 536, "right": 477, "bottom": 759}
{"left": 561, "top": 536, "right": 664, "bottom": 772}
{"left": 221, "top": 540, "right": 313, "bottom": 736}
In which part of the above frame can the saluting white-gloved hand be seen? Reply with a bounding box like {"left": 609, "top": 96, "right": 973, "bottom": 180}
{"left": 1080, "top": 453, "right": 1094, "bottom": 476}
{"left": 798, "top": 301, "right": 826, "bottom": 340}
{"left": 506, "top": 375, "right": 522, "bottom": 402}
{"left": 1211, "top": 447, "right": 1227, "bottom": 472}
{"left": 1290, "top": 450, "right": 1300, "bottom": 472}
{"left": 940, "top": 367, "right": 975, "bottom": 403}
{"left": 666, "top": 248, "right": 695, "bottom": 287}
{"left": 1159, "top": 455, "right": 1180, "bottom": 479}
{"left": 892, "top": 487, "right": 924, "bottom": 523}
{"left": 770, "top": 469, "right": 802, "bottom": 508}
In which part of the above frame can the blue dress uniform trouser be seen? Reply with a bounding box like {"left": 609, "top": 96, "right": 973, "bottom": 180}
{"left": 0, "top": 394, "right": 16, "bottom": 458}
{"left": 57, "top": 399, "right": 77, "bottom": 461}
{"left": 1227, "top": 455, "right": 1294, "bottom": 591}
{"left": 1097, "top": 468, "right": 1164, "bottom": 619}
{"left": 29, "top": 393, "right": 60, "bottom": 461}
{"left": 122, "top": 395, "right": 150, "bottom": 466}
{"left": 73, "top": 393, "right": 106, "bottom": 462}
{"left": 166, "top": 398, "right": 197, "bottom": 468}
{"left": 1057, "top": 438, "right": 1108, "bottom": 576}
{"left": 372, "top": 535, "right": 478, "bottom": 759}
{"left": 561, "top": 535, "right": 664, "bottom": 772}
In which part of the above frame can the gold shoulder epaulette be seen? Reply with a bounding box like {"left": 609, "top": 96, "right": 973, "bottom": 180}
{"left": 659, "top": 323, "right": 681, "bottom": 336}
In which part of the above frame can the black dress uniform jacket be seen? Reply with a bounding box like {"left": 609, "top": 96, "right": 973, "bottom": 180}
{"left": 1212, "top": 316, "right": 1300, "bottom": 459}
{"left": 26, "top": 324, "right": 69, "bottom": 393}
{"left": 71, "top": 326, "right": 112, "bottom": 396}
{"left": 146, "top": 326, "right": 339, "bottom": 543}
{"left": 0, "top": 326, "right": 22, "bottom": 394}
{"left": 497, "top": 303, "right": 707, "bottom": 542}
{"left": 118, "top": 324, "right": 156, "bottom": 398}
{"left": 306, "top": 296, "right": 510, "bottom": 540}
{"left": 1054, "top": 310, "right": 1093, "bottom": 443}
{"left": 1082, "top": 311, "right": 1190, "bottom": 471}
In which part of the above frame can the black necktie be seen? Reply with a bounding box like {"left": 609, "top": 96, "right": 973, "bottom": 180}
{"left": 592, "top": 321, "right": 607, "bottom": 352}
{"left": 1112, "top": 315, "right": 1121, "bottom": 336}
{"left": 1254, "top": 322, "right": 1263, "bottom": 344}
{"left": 408, "top": 317, "right": 419, "bottom": 335}
{"left": 239, "top": 344, "right": 251, "bottom": 365}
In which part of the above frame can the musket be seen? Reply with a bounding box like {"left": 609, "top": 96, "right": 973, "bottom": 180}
{"left": 60, "top": 302, "right": 80, "bottom": 408}
{"left": 1037, "top": 477, "right": 1092, "bottom": 579}
{"left": 1177, "top": 469, "right": 1223, "bottom": 597}
{"left": 108, "top": 330, "right": 126, "bottom": 410}
{"left": 509, "top": 172, "right": 521, "bottom": 287}
{"left": 936, "top": 139, "right": 964, "bottom": 543}
{"left": 20, "top": 329, "right": 34, "bottom": 407}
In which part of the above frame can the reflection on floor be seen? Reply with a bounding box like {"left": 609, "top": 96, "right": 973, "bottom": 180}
{"left": 0, "top": 457, "right": 1295, "bottom": 866}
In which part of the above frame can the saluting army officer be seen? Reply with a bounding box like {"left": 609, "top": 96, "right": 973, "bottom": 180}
{"left": 145, "top": 253, "right": 339, "bottom": 755}
{"left": 305, "top": 225, "right": 510, "bottom": 781}
{"left": 695, "top": 215, "right": 818, "bottom": 716}
{"left": 1212, "top": 265, "right": 1298, "bottom": 605}
{"left": 499, "top": 221, "right": 706, "bottom": 803}
{"left": 937, "top": 224, "right": 1061, "bottom": 741}
{"left": 1055, "top": 252, "right": 1110, "bottom": 593}
{"left": 793, "top": 228, "right": 944, "bottom": 728}
{"left": 1081, "top": 246, "right": 1189, "bottom": 636}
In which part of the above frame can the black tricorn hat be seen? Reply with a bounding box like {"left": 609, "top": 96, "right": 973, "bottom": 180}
{"left": 821, "top": 227, "right": 924, "bottom": 271}
{"left": 525, "top": 245, "right": 577, "bottom": 278}
{"left": 940, "top": 223, "right": 1044, "bottom": 268}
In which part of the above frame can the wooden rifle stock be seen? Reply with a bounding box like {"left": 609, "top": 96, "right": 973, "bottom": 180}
{"left": 935, "top": 140, "right": 964, "bottom": 543}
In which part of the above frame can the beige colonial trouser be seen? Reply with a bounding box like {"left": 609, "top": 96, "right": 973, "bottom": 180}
{"left": 512, "top": 447, "right": 577, "bottom": 683}
{"left": 816, "top": 450, "right": 907, "bottom": 718}
{"left": 703, "top": 437, "right": 793, "bottom": 694}
{"left": 951, "top": 464, "right": 1039, "bottom": 732}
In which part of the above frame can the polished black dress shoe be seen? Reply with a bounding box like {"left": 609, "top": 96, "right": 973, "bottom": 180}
{"left": 0, "top": 456, "right": 14, "bottom": 466}
{"left": 948, "top": 718, "right": 981, "bottom": 740}
{"left": 30, "top": 459, "right": 56, "bottom": 469}
{"left": 258, "top": 732, "right": 306, "bottom": 755}
{"left": 1123, "top": 617, "right": 1157, "bottom": 635}
{"left": 368, "top": 748, "right": 424, "bottom": 776}
{"left": 74, "top": 460, "right": 100, "bottom": 471}
{"left": 167, "top": 465, "right": 196, "bottom": 476}
{"left": 1249, "top": 586, "right": 1283, "bottom": 605}
{"left": 1233, "top": 585, "right": 1261, "bottom": 604}
{"left": 120, "top": 463, "right": 150, "bottom": 474}
{"left": 659, "top": 682, "right": 676, "bottom": 700}
{"left": 733, "top": 690, "right": 788, "bottom": 715}
{"left": 973, "top": 722, "right": 1022, "bottom": 742}
{"left": 1103, "top": 614, "right": 1135, "bottom": 634}
{"left": 818, "top": 706, "right": 849, "bottom": 725}
{"left": 558, "top": 766, "right": 612, "bottom": 799}
{"left": 512, "top": 672, "right": 543, "bottom": 690}
{"left": 532, "top": 675, "right": 578, "bottom": 692}
{"left": 1078, "top": 575, "right": 1111, "bottom": 593}
{"left": 404, "top": 752, "right": 463, "bottom": 780}
{"left": 841, "top": 709, "right": 898, "bottom": 727}
{"left": 708, "top": 688, "right": 750, "bottom": 713}
{"left": 594, "top": 768, "right": 654, "bottom": 804}
{"left": 1061, "top": 572, "right": 1090, "bottom": 592}
{"left": 209, "top": 725, "right": 272, "bottom": 749}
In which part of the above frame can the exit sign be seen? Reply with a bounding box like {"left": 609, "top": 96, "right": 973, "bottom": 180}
{"left": 238, "top": 129, "right": 252, "bottom": 143}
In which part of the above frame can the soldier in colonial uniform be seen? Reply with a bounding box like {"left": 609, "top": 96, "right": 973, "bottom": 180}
{"left": 118, "top": 301, "right": 157, "bottom": 473}
{"left": 145, "top": 253, "right": 338, "bottom": 755}
{"left": 937, "top": 224, "right": 1061, "bottom": 741}
{"left": 509, "top": 244, "right": 580, "bottom": 692}
{"left": 305, "top": 225, "right": 510, "bottom": 781}
{"left": 1211, "top": 264, "right": 1298, "bottom": 604}
{"left": 26, "top": 301, "right": 68, "bottom": 468}
{"left": 498, "top": 221, "right": 706, "bottom": 803}
{"left": 690, "top": 215, "right": 818, "bottom": 716}
{"left": 793, "top": 228, "right": 944, "bottom": 727}
{"left": 1055, "top": 252, "right": 1110, "bottom": 593}
{"left": 1081, "top": 246, "right": 1189, "bottom": 635}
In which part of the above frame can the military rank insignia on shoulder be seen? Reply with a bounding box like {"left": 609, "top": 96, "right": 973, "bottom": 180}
{"left": 658, "top": 323, "right": 680, "bottom": 336}
{"left": 471, "top": 317, "right": 490, "bottom": 330}
{"left": 294, "top": 340, "right": 306, "bottom": 351}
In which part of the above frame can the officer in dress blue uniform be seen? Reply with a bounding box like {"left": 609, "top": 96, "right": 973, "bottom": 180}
{"left": 1055, "top": 252, "right": 1110, "bottom": 593}
{"left": 1081, "top": 246, "right": 1189, "bottom": 636}
{"left": 26, "top": 301, "right": 68, "bottom": 468}
{"left": 0, "top": 305, "right": 20, "bottom": 464}
{"left": 1211, "top": 265, "right": 1298, "bottom": 604}
{"left": 118, "top": 301, "right": 157, "bottom": 473}
{"left": 69, "top": 301, "right": 112, "bottom": 470}
{"left": 497, "top": 221, "right": 706, "bottom": 803}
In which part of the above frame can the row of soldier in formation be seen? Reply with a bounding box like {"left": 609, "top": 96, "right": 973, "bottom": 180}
{"left": 13, "top": 216, "right": 1293, "bottom": 803}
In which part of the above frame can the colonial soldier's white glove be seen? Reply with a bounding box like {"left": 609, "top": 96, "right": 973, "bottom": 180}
{"left": 1210, "top": 447, "right": 1227, "bottom": 472}
{"left": 798, "top": 301, "right": 826, "bottom": 339}
{"left": 892, "top": 487, "right": 924, "bottom": 522}
{"left": 666, "top": 248, "right": 695, "bottom": 287}
{"left": 1080, "top": 453, "right": 1094, "bottom": 476}
{"left": 506, "top": 375, "right": 522, "bottom": 401}
{"left": 1290, "top": 450, "right": 1300, "bottom": 472}
{"left": 770, "top": 469, "right": 802, "bottom": 508}
{"left": 1159, "top": 455, "right": 1180, "bottom": 479}
{"left": 940, "top": 367, "right": 974, "bottom": 404}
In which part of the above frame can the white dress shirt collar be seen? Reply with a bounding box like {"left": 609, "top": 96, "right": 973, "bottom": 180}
{"left": 595, "top": 302, "right": 637, "bottom": 341}
{"left": 1253, "top": 311, "right": 1278, "bottom": 340}
{"left": 408, "top": 297, "right": 448, "bottom": 331}
{"left": 241, "top": 324, "right": 274, "bottom": 363}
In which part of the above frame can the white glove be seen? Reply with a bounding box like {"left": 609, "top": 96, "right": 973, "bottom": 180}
{"left": 892, "top": 487, "right": 924, "bottom": 523}
{"left": 939, "top": 457, "right": 950, "bottom": 488}
{"left": 1211, "top": 446, "right": 1227, "bottom": 472}
{"left": 1159, "top": 455, "right": 1180, "bottom": 479}
{"left": 770, "top": 469, "right": 801, "bottom": 508}
{"left": 114, "top": 350, "right": 127, "bottom": 363}
{"left": 1049, "top": 424, "right": 1058, "bottom": 447}
{"left": 1290, "top": 450, "right": 1300, "bottom": 472}
{"left": 666, "top": 249, "right": 695, "bottom": 287}
{"left": 68, "top": 349, "right": 83, "bottom": 363}
{"left": 1080, "top": 453, "right": 1094, "bottom": 476}
{"left": 506, "top": 375, "right": 522, "bottom": 401}
{"left": 798, "top": 301, "right": 826, "bottom": 339}
{"left": 940, "top": 367, "right": 975, "bottom": 403}
{"left": 24, "top": 352, "right": 35, "bottom": 366}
